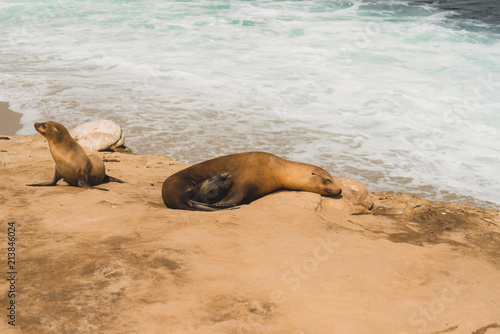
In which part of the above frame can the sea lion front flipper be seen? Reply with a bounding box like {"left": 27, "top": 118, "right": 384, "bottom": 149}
{"left": 191, "top": 172, "right": 233, "bottom": 204}
{"left": 26, "top": 168, "right": 62, "bottom": 186}
{"left": 211, "top": 187, "right": 246, "bottom": 208}
{"left": 189, "top": 187, "right": 244, "bottom": 211}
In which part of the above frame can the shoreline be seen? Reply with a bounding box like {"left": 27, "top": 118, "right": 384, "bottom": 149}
{"left": 0, "top": 134, "right": 499, "bottom": 333}
{"left": 1, "top": 107, "right": 497, "bottom": 208}
{"left": 0, "top": 102, "right": 23, "bottom": 136}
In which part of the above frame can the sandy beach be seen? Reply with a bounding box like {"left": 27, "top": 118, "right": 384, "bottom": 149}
{"left": 0, "top": 102, "right": 22, "bottom": 136}
{"left": 0, "top": 134, "right": 499, "bottom": 333}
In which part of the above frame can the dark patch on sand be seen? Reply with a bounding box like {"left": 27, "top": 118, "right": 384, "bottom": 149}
{"left": 372, "top": 191, "right": 500, "bottom": 267}
{"left": 472, "top": 323, "right": 500, "bottom": 334}
{"left": 204, "top": 295, "right": 275, "bottom": 324}
{"left": 0, "top": 102, "right": 22, "bottom": 135}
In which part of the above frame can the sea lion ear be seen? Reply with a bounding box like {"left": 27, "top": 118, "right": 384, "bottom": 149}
{"left": 311, "top": 172, "right": 317, "bottom": 176}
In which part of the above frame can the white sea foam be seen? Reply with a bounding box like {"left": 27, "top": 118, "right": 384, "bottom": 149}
{"left": 0, "top": 0, "right": 499, "bottom": 207}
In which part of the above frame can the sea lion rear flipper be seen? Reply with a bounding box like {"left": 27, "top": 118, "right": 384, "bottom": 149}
{"left": 189, "top": 201, "right": 220, "bottom": 211}
{"left": 104, "top": 175, "right": 126, "bottom": 183}
{"left": 26, "top": 168, "right": 62, "bottom": 187}
{"left": 90, "top": 186, "right": 110, "bottom": 191}
{"left": 79, "top": 182, "right": 109, "bottom": 191}
{"left": 190, "top": 200, "right": 240, "bottom": 211}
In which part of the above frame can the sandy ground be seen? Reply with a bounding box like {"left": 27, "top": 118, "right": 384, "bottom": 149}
{"left": 0, "top": 102, "right": 22, "bottom": 136}
{"left": 0, "top": 134, "right": 499, "bottom": 334}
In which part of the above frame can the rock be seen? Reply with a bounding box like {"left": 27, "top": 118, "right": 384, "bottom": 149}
{"left": 316, "top": 178, "right": 373, "bottom": 215}
{"left": 70, "top": 120, "right": 129, "bottom": 152}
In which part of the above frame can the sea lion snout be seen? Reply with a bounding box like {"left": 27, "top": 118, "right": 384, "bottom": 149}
{"left": 324, "top": 186, "right": 342, "bottom": 197}
{"left": 34, "top": 122, "right": 46, "bottom": 133}
{"left": 311, "top": 170, "right": 342, "bottom": 197}
{"left": 34, "top": 121, "right": 59, "bottom": 137}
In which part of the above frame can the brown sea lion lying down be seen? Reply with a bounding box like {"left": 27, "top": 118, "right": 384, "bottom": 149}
{"left": 162, "top": 152, "right": 342, "bottom": 211}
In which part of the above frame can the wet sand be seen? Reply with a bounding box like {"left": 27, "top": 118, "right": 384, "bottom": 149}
{"left": 1, "top": 134, "right": 499, "bottom": 333}
{"left": 0, "top": 102, "right": 22, "bottom": 136}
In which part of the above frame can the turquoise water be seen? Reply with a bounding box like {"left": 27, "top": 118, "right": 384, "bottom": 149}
{"left": 0, "top": 0, "right": 499, "bottom": 208}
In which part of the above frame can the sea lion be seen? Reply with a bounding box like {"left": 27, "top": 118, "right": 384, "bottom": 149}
{"left": 162, "top": 152, "right": 342, "bottom": 211}
{"left": 27, "top": 121, "right": 125, "bottom": 190}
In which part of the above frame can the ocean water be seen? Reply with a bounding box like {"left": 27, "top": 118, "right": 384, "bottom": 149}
{"left": 0, "top": 0, "right": 499, "bottom": 208}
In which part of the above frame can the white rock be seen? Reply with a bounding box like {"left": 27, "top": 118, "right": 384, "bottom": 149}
{"left": 70, "top": 120, "right": 125, "bottom": 152}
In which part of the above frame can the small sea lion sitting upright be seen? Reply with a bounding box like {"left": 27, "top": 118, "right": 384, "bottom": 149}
{"left": 162, "top": 152, "right": 342, "bottom": 211}
{"left": 27, "top": 121, "right": 125, "bottom": 190}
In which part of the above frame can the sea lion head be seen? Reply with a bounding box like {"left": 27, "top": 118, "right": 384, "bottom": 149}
{"left": 309, "top": 168, "right": 342, "bottom": 197}
{"left": 34, "top": 121, "right": 70, "bottom": 142}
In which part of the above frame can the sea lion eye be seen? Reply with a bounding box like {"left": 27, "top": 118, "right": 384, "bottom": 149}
{"left": 322, "top": 178, "right": 333, "bottom": 185}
